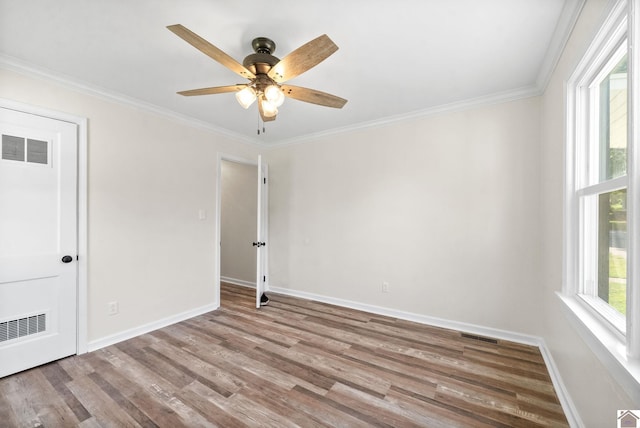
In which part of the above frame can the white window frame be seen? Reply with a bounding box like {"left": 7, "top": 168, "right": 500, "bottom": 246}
{"left": 562, "top": 0, "right": 640, "bottom": 402}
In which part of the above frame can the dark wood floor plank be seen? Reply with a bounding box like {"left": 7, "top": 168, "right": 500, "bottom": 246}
{"left": 185, "top": 336, "right": 334, "bottom": 396}
{"left": 83, "top": 348, "right": 205, "bottom": 427}
{"left": 3, "top": 368, "right": 80, "bottom": 427}
{"left": 65, "top": 368, "right": 144, "bottom": 427}
{"left": 258, "top": 339, "right": 390, "bottom": 398}
{"left": 40, "top": 362, "right": 92, "bottom": 422}
{"left": 207, "top": 312, "right": 301, "bottom": 348}
{"left": 0, "top": 282, "right": 569, "bottom": 427}
{"left": 145, "top": 338, "right": 242, "bottom": 398}
{"left": 379, "top": 339, "right": 558, "bottom": 398}
{"left": 216, "top": 310, "right": 352, "bottom": 354}
{"left": 462, "top": 345, "right": 549, "bottom": 376}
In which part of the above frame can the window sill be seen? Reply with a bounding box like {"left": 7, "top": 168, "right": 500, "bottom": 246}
{"left": 557, "top": 292, "right": 640, "bottom": 403}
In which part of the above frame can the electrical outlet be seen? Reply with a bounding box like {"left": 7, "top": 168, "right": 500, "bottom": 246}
{"left": 108, "top": 301, "right": 119, "bottom": 315}
{"left": 382, "top": 281, "right": 389, "bottom": 293}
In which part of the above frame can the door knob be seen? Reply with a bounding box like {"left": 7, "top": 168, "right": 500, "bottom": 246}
{"left": 61, "top": 255, "right": 73, "bottom": 263}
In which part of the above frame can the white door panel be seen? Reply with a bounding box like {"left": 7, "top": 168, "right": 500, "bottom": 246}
{"left": 0, "top": 108, "right": 77, "bottom": 378}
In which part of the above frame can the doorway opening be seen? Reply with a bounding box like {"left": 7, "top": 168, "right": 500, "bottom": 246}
{"left": 216, "top": 155, "right": 268, "bottom": 309}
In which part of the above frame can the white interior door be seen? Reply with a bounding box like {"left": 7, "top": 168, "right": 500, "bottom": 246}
{"left": 255, "top": 155, "right": 267, "bottom": 308}
{"left": 0, "top": 107, "right": 78, "bottom": 378}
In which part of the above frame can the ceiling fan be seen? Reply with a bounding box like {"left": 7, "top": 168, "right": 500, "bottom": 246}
{"left": 167, "top": 24, "right": 348, "bottom": 124}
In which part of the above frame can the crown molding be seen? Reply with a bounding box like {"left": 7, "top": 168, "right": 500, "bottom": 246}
{"left": 536, "top": 0, "right": 587, "bottom": 91}
{"left": 265, "top": 85, "right": 542, "bottom": 149}
{"left": 0, "top": 54, "right": 260, "bottom": 148}
{"left": 1, "top": 38, "right": 562, "bottom": 151}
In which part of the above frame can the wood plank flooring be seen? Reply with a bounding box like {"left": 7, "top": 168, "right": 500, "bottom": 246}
{"left": 0, "top": 283, "right": 569, "bottom": 427}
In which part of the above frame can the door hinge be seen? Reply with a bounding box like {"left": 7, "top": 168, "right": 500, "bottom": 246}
{"left": 263, "top": 177, "right": 266, "bottom": 184}
{"left": 263, "top": 276, "right": 266, "bottom": 282}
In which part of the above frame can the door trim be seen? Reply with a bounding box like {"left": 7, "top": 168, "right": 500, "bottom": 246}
{"left": 0, "top": 98, "right": 88, "bottom": 354}
{"left": 215, "top": 153, "right": 268, "bottom": 307}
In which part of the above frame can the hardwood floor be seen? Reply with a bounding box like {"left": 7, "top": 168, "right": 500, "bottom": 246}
{"left": 0, "top": 283, "right": 569, "bottom": 427}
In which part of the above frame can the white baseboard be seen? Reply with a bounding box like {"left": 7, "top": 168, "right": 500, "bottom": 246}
{"left": 87, "top": 302, "right": 218, "bottom": 352}
{"left": 220, "top": 276, "right": 256, "bottom": 288}
{"left": 269, "top": 286, "right": 582, "bottom": 428}
{"left": 269, "top": 286, "right": 540, "bottom": 343}
{"left": 537, "top": 337, "right": 584, "bottom": 428}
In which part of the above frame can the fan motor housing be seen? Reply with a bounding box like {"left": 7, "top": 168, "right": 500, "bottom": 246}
{"left": 243, "top": 53, "right": 279, "bottom": 75}
{"left": 252, "top": 37, "right": 276, "bottom": 54}
{"left": 243, "top": 37, "right": 280, "bottom": 75}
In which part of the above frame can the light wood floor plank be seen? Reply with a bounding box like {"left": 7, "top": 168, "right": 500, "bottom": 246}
{"left": 0, "top": 282, "right": 569, "bottom": 427}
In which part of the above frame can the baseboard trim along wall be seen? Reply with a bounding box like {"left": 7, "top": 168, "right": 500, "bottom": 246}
{"left": 87, "top": 302, "right": 218, "bottom": 352}
{"left": 268, "top": 285, "right": 583, "bottom": 428}
{"left": 220, "top": 276, "right": 256, "bottom": 288}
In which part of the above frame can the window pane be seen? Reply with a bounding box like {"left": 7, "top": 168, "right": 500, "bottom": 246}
{"left": 599, "top": 53, "right": 627, "bottom": 181}
{"left": 597, "top": 188, "right": 626, "bottom": 315}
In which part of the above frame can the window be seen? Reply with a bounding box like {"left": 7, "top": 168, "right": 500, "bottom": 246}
{"left": 578, "top": 43, "right": 628, "bottom": 333}
{"left": 564, "top": 0, "right": 640, "bottom": 397}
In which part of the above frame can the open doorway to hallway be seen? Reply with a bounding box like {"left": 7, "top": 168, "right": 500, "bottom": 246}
{"left": 219, "top": 159, "right": 258, "bottom": 307}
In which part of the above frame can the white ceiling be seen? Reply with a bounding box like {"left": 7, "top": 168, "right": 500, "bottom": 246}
{"left": 0, "top": 0, "right": 581, "bottom": 145}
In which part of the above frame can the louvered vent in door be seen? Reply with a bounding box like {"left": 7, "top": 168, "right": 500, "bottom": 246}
{"left": 0, "top": 314, "right": 47, "bottom": 343}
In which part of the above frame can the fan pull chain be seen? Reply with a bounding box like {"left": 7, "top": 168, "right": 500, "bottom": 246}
{"left": 257, "top": 116, "right": 266, "bottom": 135}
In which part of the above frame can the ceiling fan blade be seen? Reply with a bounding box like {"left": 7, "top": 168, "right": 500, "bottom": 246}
{"left": 281, "top": 85, "right": 347, "bottom": 108}
{"left": 268, "top": 34, "right": 338, "bottom": 83}
{"left": 177, "top": 84, "right": 247, "bottom": 96}
{"left": 167, "top": 24, "right": 255, "bottom": 80}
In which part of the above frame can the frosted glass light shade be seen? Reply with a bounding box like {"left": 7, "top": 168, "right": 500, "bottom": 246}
{"left": 261, "top": 98, "right": 278, "bottom": 117}
{"left": 264, "top": 85, "right": 285, "bottom": 107}
{"left": 235, "top": 86, "right": 257, "bottom": 109}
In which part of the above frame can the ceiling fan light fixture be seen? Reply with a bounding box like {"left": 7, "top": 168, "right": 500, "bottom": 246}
{"left": 261, "top": 98, "right": 278, "bottom": 118}
{"left": 264, "top": 84, "right": 285, "bottom": 107}
{"left": 168, "top": 25, "right": 347, "bottom": 129}
{"left": 235, "top": 86, "right": 257, "bottom": 109}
